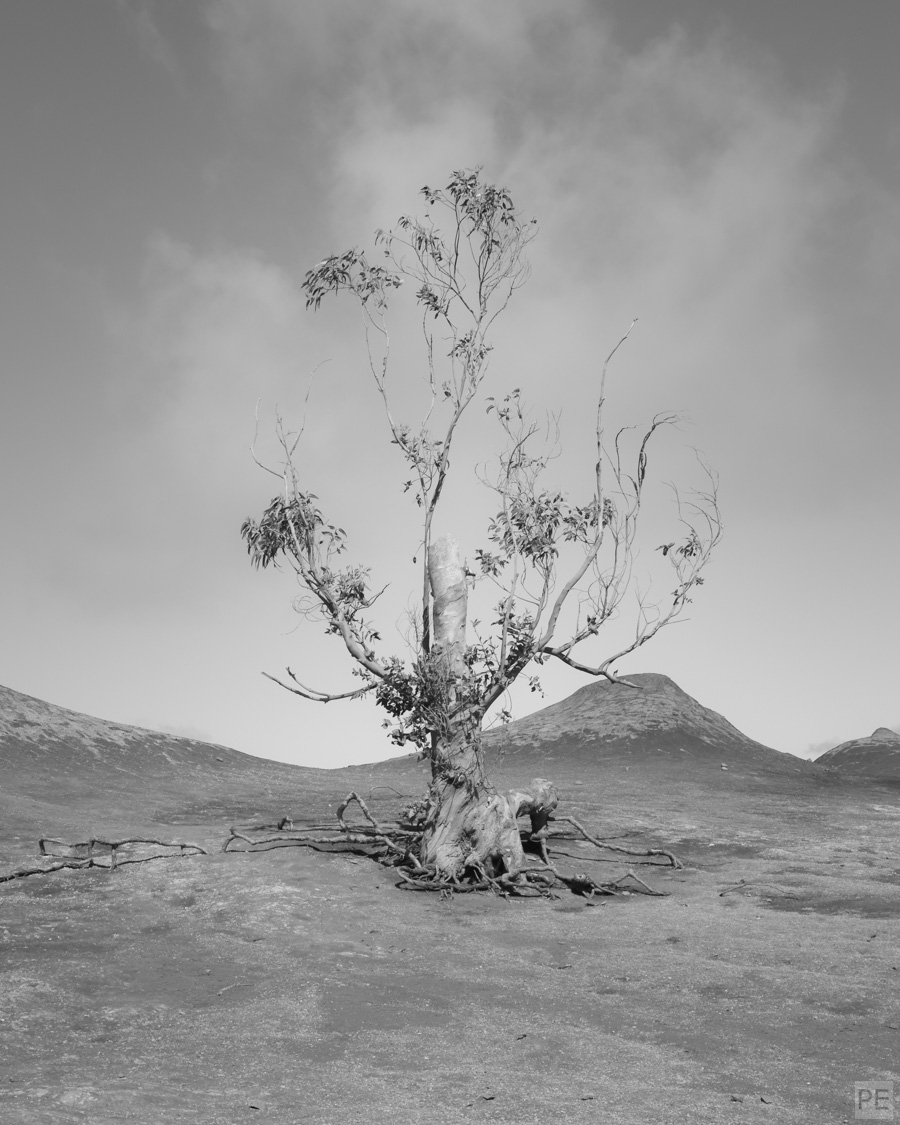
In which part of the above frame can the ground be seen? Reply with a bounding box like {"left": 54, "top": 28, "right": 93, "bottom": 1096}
{"left": 1, "top": 741, "right": 899, "bottom": 1124}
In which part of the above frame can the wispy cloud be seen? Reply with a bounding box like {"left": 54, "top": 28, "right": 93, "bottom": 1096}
{"left": 46, "top": 237, "right": 311, "bottom": 613}
{"left": 114, "top": 0, "right": 181, "bottom": 82}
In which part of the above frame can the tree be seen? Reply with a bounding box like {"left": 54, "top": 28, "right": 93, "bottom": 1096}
{"left": 241, "top": 169, "right": 722, "bottom": 894}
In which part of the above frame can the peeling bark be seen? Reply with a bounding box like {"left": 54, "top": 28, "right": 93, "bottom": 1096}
{"left": 427, "top": 534, "right": 468, "bottom": 682}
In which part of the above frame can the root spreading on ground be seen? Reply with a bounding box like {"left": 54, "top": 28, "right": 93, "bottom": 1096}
{"left": 0, "top": 795, "right": 679, "bottom": 898}
{"left": 0, "top": 837, "right": 208, "bottom": 882}
{"left": 223, "top": 792, "right": 681, "bottom": 899}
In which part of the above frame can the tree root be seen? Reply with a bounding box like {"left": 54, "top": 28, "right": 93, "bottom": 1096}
{"left": 223, "top": 826, "right": 403, "bottom": 856}
{"left": 223, "top": 793, "right": 420, "bottom": 861}
{"left": 0, "top": 793, "right": 681, "bottom": 899}
{"left": 0, "top": 837, "right": 207, "bottom": 883}
{"left": 219, "top": 793, "right": 679, "bottom": 898}
{"left": 552, "top": 816, "right": 682, "bottom": 869}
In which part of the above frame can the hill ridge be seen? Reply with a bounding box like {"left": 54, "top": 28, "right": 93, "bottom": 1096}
{"left": 816, "top": 725, "right": 900, "bottom": 780}
{"left": 0, "top": 681, "right": 258, "bottom": 772}
{"left": 484, "top": 672, "right": 791, "bottom": 767}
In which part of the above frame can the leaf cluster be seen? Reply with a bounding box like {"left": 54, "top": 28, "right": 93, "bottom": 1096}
{"left": 241, "top": 495, "right": 381, "bottom": 653}
{"left": 241, "top": 494, "right": 345, "bottom": 570}
{"left": 303, "top": 249, "right": 402, "bottom": 312}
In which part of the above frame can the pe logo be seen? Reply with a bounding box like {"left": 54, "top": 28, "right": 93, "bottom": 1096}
{"left": 855, "top": 1081, "right": 894, "bottom": 1120}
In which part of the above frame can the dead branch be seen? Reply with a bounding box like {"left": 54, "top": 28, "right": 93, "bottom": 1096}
{"left": 0, "top": 837, "right": 208, "bottom": 883}
{"left": 39, "top": 836, "right": 208, "bottom": 858}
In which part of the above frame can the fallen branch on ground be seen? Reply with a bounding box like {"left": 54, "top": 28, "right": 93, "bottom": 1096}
{"left": 0, "top": 837, "right": 207, "bottom": 883}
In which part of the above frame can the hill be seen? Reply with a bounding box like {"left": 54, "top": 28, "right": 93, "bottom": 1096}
{"left": 0, "top": 681, "right": 272, "bottom": 778}
{"left": 816, "top": 726, "right": 900, "bottom": 780}
{"left": 483, "top": 672, "right": 798, "bottom": 775}
{"left": 0, "top": 682, "right": 352, "bottom": 836}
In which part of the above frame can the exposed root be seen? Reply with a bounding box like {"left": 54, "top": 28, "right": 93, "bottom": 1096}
{"left": 223, "top": 826, "right": 410, "bottom": 856}
{"left": 223, "top": 793, "right": 421, "bottom": 863}
{"left": 336, "top": 791, "right": 385, "bottom": 832}
{"left": 38, "top": 836, "right": 208, "bottom": 860}
{"left": 219, "top": 791, "right": 679, "bottom": 898}
{"left": 0, "top": 837, "right": 207, "bottom": 883}
{"left": 552, "top": 815, "right": 683, "bottom": 869}
{"left": 0, "top": 791, "right": 682, "bottom": 901}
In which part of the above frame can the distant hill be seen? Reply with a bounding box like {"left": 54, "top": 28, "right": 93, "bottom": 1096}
{"left": 0, "top": 682, "right": 337, "bottom": 830}
{"left": 483, "top": 672, "right": 800, "bottom": 774}
{"left": 816, "top": 727, "right": 900, "bottom": 781}
{"left": 0, "top": 680, "right": 320, "bottom": 798}
{"left": 0, "top": 682, "right": 264, "bottom": 777}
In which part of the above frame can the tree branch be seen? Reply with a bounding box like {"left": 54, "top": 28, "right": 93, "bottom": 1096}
{"left": 261, "top": 669, "right": 377, "bottom": 704}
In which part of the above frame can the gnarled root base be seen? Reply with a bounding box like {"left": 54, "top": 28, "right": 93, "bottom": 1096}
{"left": 418, "top": 780, "right": 526, "bottom": 879}
{"left": 224, "top": 785, "right": 682, "bottom": 899}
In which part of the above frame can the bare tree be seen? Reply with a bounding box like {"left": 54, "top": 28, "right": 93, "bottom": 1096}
{"left": 242, "top": 169, "right": 722, "bottom": 892}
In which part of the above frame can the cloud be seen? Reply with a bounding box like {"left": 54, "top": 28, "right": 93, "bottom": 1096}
{"left": 204, "top": 0, "right": 538, "bottom": 109}
{"left": 188, "top": 1, "right": 900, "bottom": 516}
{"left": 197, "top": 3, "right": 897, "bottom": 575}
{"left": 44, "top": 237, "right": 315, "bottom": 612}
{"left": 291, "top": 5, "right": 862, "bottom": 537}
{"left": 114, "top": 0, "right": 181, "bottom": 81}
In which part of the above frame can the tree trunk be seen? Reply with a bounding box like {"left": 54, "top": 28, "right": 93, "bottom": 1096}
{"left": 418, "top": 535, "right": 535, "bottom": 880}
{"left": 420, "top": 774, "right": 525, "bottom": 878}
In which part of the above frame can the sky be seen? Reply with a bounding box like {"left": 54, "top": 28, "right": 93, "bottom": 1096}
{"left": 1, "top": 0, "right": 898, "bottom": 767}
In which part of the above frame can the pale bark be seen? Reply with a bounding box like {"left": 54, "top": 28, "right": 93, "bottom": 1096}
{"left": 427, "top": 534, "right": 467, "bottom": 679}
{"left": 418, "top": 537, "right": 557, "bottom": 879}
{"left": 426, "top": 535, "right": 475, "bottom": 780}
{"left": 507, "top": 777, "right": 559, "bottom": 835}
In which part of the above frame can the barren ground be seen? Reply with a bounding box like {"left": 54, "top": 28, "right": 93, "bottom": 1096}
{"left": 2, "top": 735, "right": 899, "bottom": 1125}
